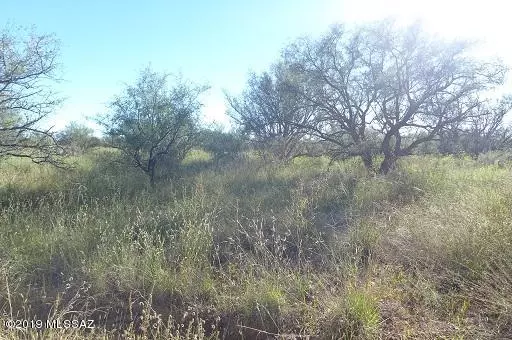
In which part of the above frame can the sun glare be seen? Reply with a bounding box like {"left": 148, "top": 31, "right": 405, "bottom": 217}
{"left": 331, "top": 0, "right": 512, "bottom": 86}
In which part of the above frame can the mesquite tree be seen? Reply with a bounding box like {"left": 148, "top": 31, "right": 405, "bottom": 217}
{"left": 227, "top": 63, "right": 315, "bottom": 160}
{"left": 461, "top": 96, "right": 512, "bottom": 158}
{"left": 283, "top": 22, "right": 508, "bottom": 173}
{"left": 0, "top": 25, "right": 64, "bottom": 165}
{"left": 101, "top": 67, "right": 207, "bottom": 185}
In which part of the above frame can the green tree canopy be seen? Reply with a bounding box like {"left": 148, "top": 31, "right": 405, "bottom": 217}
{"left": 100, "top": 67, "right": 207, "bottom": 185}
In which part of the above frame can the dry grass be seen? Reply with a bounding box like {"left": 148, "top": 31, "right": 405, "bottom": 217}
{"left": 1, "top": 150, "right": 511, "bottom": 338}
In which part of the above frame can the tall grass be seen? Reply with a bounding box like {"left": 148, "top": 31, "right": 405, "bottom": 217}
{"left": 1, "top": 150, "right": 511, "bottom": 338}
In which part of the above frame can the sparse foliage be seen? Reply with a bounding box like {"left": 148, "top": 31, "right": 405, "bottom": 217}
{"left": 437, "top": 96, "right": 512, "bottom": 157}
{"left": 0, "top": 25, "right": 64, "bottom": 165}
{"left": 282, "top": 21, "right": 508, "bottom": 173}
{"left": 461, "top": 96, "right": 512, "bottom": 158}
{"left": 100, "top": 67, "right": 207, "bottom": 185}
{"left": 56, "top": 122, "right": 100, "bottom": 155}
{"left": 227, "top": 63, "right": 315, "bottom": 161}
{"left": 199, "top": 128, "right": 245, "bottom": 165}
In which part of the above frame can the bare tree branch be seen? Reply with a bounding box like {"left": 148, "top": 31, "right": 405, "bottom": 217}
{"left": 0, "top": 25, "right": 65, "bottom": 166}
{"left": 281, "top": 21, "right": 508, "bottom": 173}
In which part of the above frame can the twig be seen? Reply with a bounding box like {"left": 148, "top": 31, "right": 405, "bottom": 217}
{"left": 237, "top": 324, "right": 314, "bottom": 339}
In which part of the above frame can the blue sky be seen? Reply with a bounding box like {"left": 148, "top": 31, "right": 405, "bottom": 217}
{"left": 3, "top": 0, "right": 511, "bottom": 132}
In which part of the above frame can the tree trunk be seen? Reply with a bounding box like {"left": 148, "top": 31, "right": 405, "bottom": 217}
{"left": 379, "top": 131, "right": 399, "bottom": 174}
{"left": 148, "top": 158, "right": 157, "bottom": 187}
{"left": 361, "top": 152, "right": 374, "bottom": 172}
{"left": 379, "top": 153, "right": 397, "bottom": 175}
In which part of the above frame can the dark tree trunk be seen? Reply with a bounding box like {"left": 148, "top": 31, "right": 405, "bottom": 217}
{"left": 148, "top": 158, "right": 157, "bottom": 187}
{"left": 379, "top": 130, "right": 400, "bottom": 174}
{"left": 361, "top": 152, "right": 374, "bottom": 172}
{"left": 149, "top": 171, "right": 155, "bottom": 187}
{"left": 379, "top": 153, "right": 397, "bottom": 174}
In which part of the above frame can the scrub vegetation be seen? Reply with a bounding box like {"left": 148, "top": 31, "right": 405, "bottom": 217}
{"left": 1, "top": 20, "right": 512, "bottom": 339}
{"left": 1, "top": 151, "right": 512, "bottom": 339}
